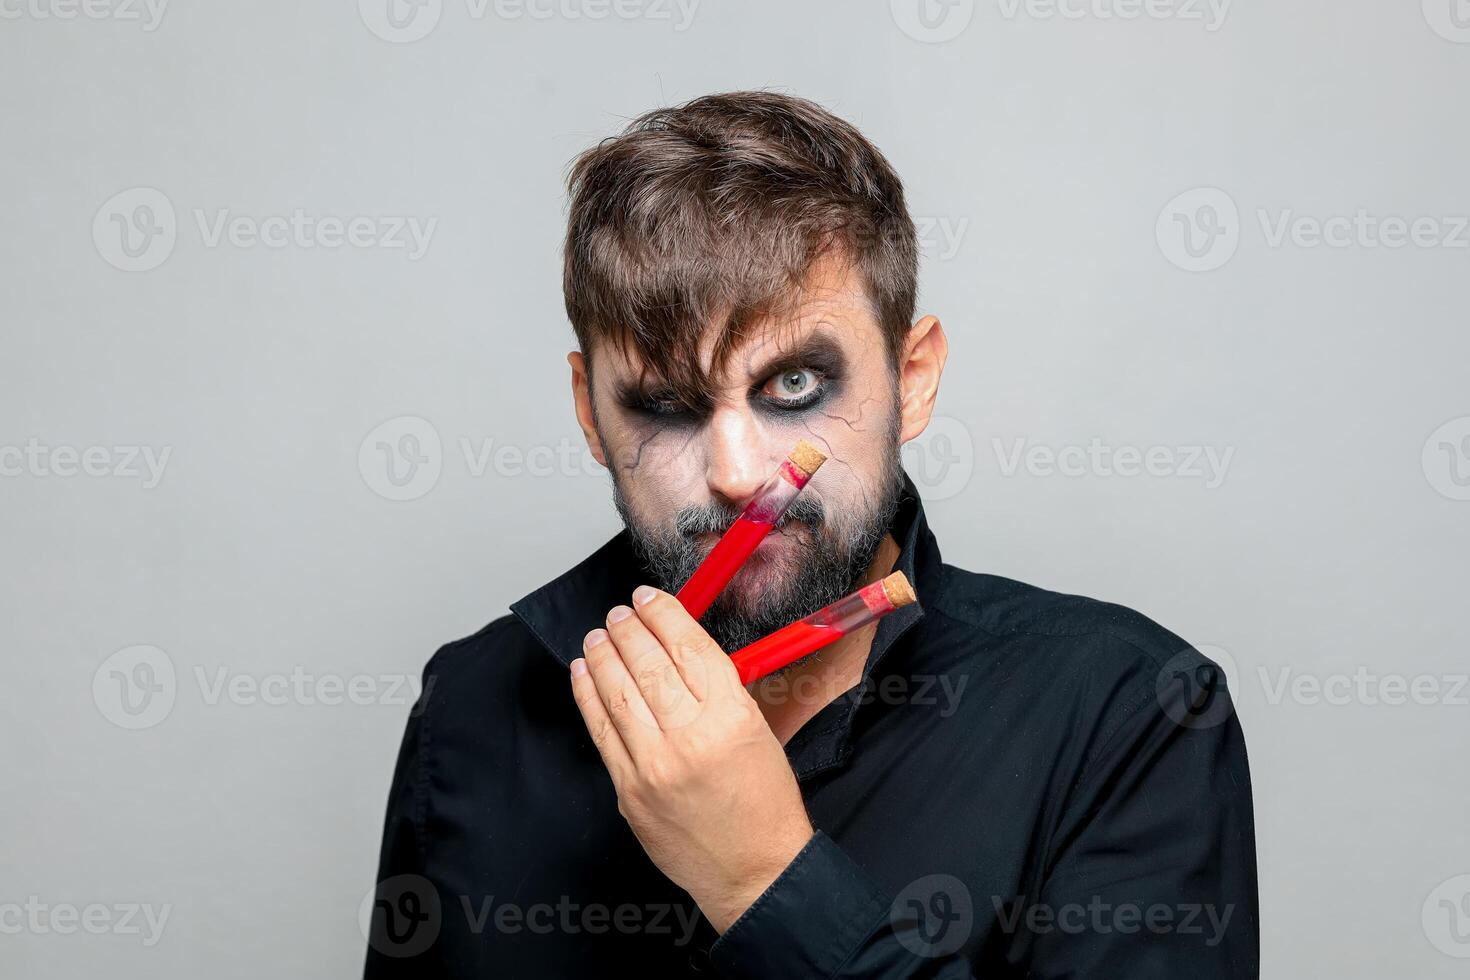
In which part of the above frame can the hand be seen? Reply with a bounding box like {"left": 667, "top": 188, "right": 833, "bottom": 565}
{"left": 570, "top": 584, "right": 815, "bottom": 933}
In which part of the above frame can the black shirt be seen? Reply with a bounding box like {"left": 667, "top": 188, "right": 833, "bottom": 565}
{"left": 364, "top": 475, "right": 1259, "bottom": 978}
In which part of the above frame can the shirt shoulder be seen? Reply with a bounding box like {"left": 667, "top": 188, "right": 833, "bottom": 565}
{"left": 930, "top": 563, "right": 1196, "bottom": 671}
{"left": 921, "top": 564, "right": 1225, "bottom": 741}
{"left": 415, "top": 613, "right": 570, "bottom": 729}
{"left": 423, "top": 612, "right": 537, "bottom": 675}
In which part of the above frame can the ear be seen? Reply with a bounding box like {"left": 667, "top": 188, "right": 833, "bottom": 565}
{"left": 897, "top": 315, "right": 949, "bottom": 443}
{"left": 568, "top": 351, "right": 608, "bottom": 468}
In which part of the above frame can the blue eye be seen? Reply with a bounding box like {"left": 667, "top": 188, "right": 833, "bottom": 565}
{"left": 764, "top": 368, "right": 823, "bottom": 406}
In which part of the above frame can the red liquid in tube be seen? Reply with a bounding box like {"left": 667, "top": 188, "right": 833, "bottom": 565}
{"left": 676, "top": 453, "right": 821, "bottom": 619}
{"left": 729, "top": 575, "right": 913, "bottom": 685}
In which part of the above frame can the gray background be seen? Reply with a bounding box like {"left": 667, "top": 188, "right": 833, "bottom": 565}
{"left": 3, "top": 0, "right": 1467, "bottom": 976}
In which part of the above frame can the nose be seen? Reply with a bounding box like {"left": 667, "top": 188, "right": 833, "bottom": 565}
{"left": 703, "top": 404, "right": 775, "bottom": 508}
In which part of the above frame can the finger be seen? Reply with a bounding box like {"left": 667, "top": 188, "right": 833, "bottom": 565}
{"left": 582, "top": 627, "right": 662, "bottom": 762}
{"left": 604, "top": 603, "right": 700, "bottom": 729}
{"left": 569, "top": 656, "right": 633, "bottom": 786}
{"left": 631, "top": 585, "right": 739, "bottom": 700}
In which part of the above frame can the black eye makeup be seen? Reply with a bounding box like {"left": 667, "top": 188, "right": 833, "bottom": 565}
{"left": 611, "top": 330, "right": 850, "bottom": 424}
{"left": 754, "top": 364, "right": 833, "bottom": 413}
{"left": 750, "top": 335, "right": 846, "bottom": 416}
{"left": 618, "top": 387, "right": 700, "bottom": 422}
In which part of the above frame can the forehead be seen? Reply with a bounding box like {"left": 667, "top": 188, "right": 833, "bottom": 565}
{"left": 593, "top": 251, "right": 886, "bottom": 388}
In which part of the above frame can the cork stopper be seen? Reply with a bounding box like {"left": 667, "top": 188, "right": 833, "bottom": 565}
{"left": 786, "top": 439, "right": 827, "bottom": 479}
{"left": 880, "top": 571, "right": 917, "bottom": 609}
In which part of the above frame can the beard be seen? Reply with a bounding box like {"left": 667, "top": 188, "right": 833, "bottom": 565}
{"left": 610, "top": 408, "right": 905, "bottom": 658}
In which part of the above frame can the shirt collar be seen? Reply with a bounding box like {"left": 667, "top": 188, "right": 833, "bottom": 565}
{"left": 510, "top": 472, "right": 943, "bottom": 773}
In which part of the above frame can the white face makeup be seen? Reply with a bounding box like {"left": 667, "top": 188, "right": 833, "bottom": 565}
{"left": 583, "top": 252, "right": 908, "bottom": 649}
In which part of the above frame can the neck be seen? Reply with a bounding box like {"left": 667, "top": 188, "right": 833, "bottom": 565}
{"left": 748, "top": 532, "right": 902, "bottom": 746}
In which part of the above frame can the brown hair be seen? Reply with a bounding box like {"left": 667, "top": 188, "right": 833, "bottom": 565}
{"left": 563, "top": 90, "right": 918, "bottom": 407}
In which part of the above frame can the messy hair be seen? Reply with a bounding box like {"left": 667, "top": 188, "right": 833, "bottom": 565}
{"left": 563, "top": 90, "right": 918, "bottom": 407}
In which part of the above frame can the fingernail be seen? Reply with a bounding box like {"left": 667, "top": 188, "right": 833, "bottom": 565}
{"left": 606, "top": 606, "right": 632, "bottom": 624}
{"left": 584, "top": 629, "right": 608, "bottom": 648}
{"left": 570, "top": 658, "right": 588, "bottom": 677}
{"left": 633, "top": 585, "right": 659, "bottom": 605}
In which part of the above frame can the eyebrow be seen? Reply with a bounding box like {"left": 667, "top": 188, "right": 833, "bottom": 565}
{"left": 612, "top": 326, "right": 851, "bottom": 399}
{"left": 741, "top": 327, "right": 849, "bottom": 389}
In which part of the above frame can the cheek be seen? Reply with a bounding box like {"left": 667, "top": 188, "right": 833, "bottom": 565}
{"left": 790, "top": 380, "right": 898, "bottom": 496}
{"left": 600, "top": 422, "right": 706, "bottom": 520}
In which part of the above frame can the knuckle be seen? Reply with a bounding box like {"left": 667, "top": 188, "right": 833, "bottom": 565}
{"left": 605, "top": 688, "right": 631, "bottom": 715}
{"left": 588, "top": 716, "right": 615, "bottom": 747}
{"left": 666, "top": 634, "right": 706, "bottom": 665}
{"left": 573, "top": 689, "right": 599, "bottom": 716}
{"left": 634, "top": 661, "right": 679, "bottom": 693}
{"left": 642, "top": 757, "right": 680, "bottom": 792}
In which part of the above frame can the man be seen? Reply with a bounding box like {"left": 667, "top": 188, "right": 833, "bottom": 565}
{"left": 364, "top": 91, "right": 1258, "bottom": 978}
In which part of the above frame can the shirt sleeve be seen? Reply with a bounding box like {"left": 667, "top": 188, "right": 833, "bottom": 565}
{"left": 1023, "top": 662, "right": 1259, "bottom": 978}
{"left": 362, "top": 666, "right": 444, "bottom": 979}
{"left": 709, "top": 658, "right": 1259, "bottom": 979}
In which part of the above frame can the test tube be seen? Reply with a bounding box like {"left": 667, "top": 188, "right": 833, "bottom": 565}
{"left": 729, "top": 571, "right": 917, "bottom": 685}
{"left": 675, "top": 439, "right": 826, "bottom": 619}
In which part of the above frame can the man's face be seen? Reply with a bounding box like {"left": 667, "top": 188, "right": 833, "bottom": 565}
{"left": 577, "top": 252, "right": 907, "bottom": 652}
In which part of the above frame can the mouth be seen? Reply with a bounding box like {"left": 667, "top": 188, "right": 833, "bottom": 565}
{"left": 696, "top": 519, "right": 808, "bottom": 542}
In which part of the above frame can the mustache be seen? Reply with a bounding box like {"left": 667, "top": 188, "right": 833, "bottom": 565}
{"left": 673, "top": 493, "right": 827, "bottom": 540}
